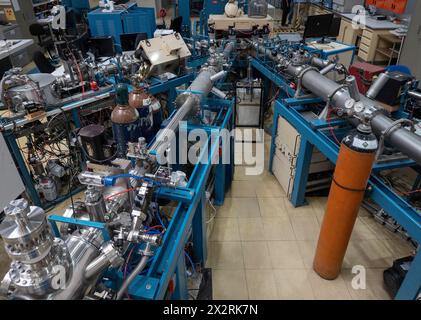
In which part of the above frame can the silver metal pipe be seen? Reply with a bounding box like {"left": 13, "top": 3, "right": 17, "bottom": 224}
{"left": 115, "top": 253, "right": 149, "bottom": 300}
{"left": 254, "top": 45, "right": 421, "bottom": 165}
{"left": 311, "top": 57, "right": 331, "bottom": 69}
{"left": 223, "top": 41, "right": 235, "bottom": 58}
{"left": 408, "top": 90, "right": 421, "bottom": 101}
{"left": 371, "top": 113, "right": 421, "bottom": 165}
{"left": 85, "top": 253, "right": 110, "bottom": 279}
{"left": 211, "top": 87, "right": 227, "bottom": 99}
{"left": 149, "top": 66, "right": 222, "bottom": 153}
{"left": 366, "top": 72, "right": 389, "bottom": 99}
{"left": 148, "top": 95, "right": 196, "bottom": 152}
{"left": 346, "top": 75, "right": 361, "bottom": 102}
{"left": 210, "top": 70, "right": 227, "bottom": 82}
{"left": 319, "top": 63, "right": 336, "bottom": 75}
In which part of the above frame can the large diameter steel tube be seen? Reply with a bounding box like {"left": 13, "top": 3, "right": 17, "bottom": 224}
{"left": 223, "top": 41, "right": 235, "bottom": 58}
{"left": 313, "top": 134, "right": 377, "bottom": 279}
{"left": 255, "top": 46, "right": 421, "bottom": 165}
{"left": 115, "top": 254, "right": 149, "bottom": 300}
{"left": 188, "top": 68, "right": 217, "bottom": 97}
{"left": 149, "top": 67, "right": 219, "bottom": 152}
{"left": 149, "top": 95, "right": 196, "bottom": 152}
{"left": 371, "top": 113, "right": 421, "bottom": 165}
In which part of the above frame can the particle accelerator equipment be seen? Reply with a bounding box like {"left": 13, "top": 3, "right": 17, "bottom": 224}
{"left": 0, "top": 32, "right": 236, "bottom": 300}
{"left": 1, "top": 8, "right": 421, "bottom": 298}
{"left": 250, "top": 36, "right": 421, "bottom": 299}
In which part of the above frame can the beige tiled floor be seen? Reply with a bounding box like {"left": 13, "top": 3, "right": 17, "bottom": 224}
{"left": 207, "top": 133, "right": 415, "bottom": 300}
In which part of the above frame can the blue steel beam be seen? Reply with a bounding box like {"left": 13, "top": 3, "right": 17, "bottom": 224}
{"left": 251, "top": 59, "right": 296, "bottom": 97}
{"left": 274, "top": 99, "right": 421, "bottom": 299}
{"left": 125, "top": 106, "right": 232, "bottom": 300}
{"left": 48, "top": 215, "right": 111, "bottom": 241}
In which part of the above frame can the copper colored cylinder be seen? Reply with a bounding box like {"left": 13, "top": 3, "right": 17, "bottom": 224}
{"left": 313, "top": 136, "right": 377, "bottom": 280}
{"left": 129, "top": 88, "right": 149, "bottom": 109}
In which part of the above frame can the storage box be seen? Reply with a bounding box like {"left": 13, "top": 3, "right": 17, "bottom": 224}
{"left": 349, "top": 61, "right": 385, "bottom": 94}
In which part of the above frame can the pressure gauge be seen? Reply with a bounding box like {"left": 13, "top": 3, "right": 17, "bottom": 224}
{"left": 353, "top": 101, "right": 364, "bottom": 113}
{"left": 344, "top": 99, "right": 355, "bottom": 110}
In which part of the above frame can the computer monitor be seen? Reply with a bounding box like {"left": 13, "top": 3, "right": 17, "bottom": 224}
{"left": 329, "top": 16, "right": 341, "bottom": 38}
{"left": 89, "top": 37, "right": 115, "bottom": 58}
{"left": 120, "top": 32, "right": 147, "bottom": 52}
{"left": 0, "top": 57, "right": 12, "bottom": 82}
{"left": 303, "top": 14, "right": 334, "bottom": 42}
{"left": 170, "top": 16, "right": 183, "bottom": 33}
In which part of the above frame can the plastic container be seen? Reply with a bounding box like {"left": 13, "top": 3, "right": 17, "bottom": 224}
{"left": 248, "top": 0, "right": 268, "bottom": 18}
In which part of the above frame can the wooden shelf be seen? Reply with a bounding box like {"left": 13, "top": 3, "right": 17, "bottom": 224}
{"left": 376, "top": 47, "right": 399, "bottom": 59}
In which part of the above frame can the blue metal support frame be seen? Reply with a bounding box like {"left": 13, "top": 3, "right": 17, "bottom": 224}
{"left": 0, "top": 73, "right": 194, "bottom": 209}
{"left": 291, "top": 138, "right": 314, "bottom": 206}
{"left": 40, "top": 95, "right": 234, "bottom": 300}
{"left": 252, "top": 53, "right": 421, "bottom": 298}
{"left": 272, "top": 99, "right": 421, "bottom": 299}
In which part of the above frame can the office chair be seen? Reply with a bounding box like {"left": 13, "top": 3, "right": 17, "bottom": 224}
{"left": 33, "top": 51, "right": 56, "bottom": 74}
{"left": 385, "top": 65, "right": 412, "bottom": 76}
{"left": 170, "top": 16, "right": 183, "bottom": 33}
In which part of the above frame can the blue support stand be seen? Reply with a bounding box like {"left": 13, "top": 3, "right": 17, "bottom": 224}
{"left": 192, "top": 193, "right": 207, "bottom": 266}
{"left": 395, "top": 251, "right": 421, "bottom": 300}
{"left": 173, "top": 253, "right": 188, "bottom": 300}
{"left": 290, "top": 138, "right": 314, "bottom": 207}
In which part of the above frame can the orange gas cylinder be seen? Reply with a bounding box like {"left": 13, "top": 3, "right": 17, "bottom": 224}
{"left": 313, "top": 125, "right": 378, "bottom": 280}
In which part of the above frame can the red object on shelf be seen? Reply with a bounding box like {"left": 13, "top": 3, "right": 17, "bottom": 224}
{"left": 349, "top": 62, "right": 385, "bottom": 95}
{"left": 366, "top": 0, "right": 407, "bottom": 14}
{"left": 90, "top": 81, "right": 99, "bottom": 91}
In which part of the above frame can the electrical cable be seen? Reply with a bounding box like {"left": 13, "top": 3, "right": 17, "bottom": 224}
{"left": 105, "top": 188, "right": 136, "bottom": 201}
{"left": 327, "top": 107, "right": 341, "bottom": 145}
{"left": 184, "top": 250, "right": 196, "bottom": 276}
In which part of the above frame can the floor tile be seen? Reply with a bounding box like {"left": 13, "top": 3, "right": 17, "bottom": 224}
{"left": 342, "top": 268, "right": 391, "bottom": 300}
{"left": 290, "top": 215, "right": 321, "bottom": 241}
{"left": 267, "top": 241, "right": 305, "bottom": 269}
{"left": 207, "top": 242, "right": 244, "bottom": 269}
{"left": 234, "top": 166, "right": 268, "bottom": 181}
{"left": 212, "top": 269, "right": 249, "bottom": 300}
{"left": 255, "top": 180, "right": 285, "bottom": 197}
{"left": 283, "top": 199, "right": 318, "bottom": 218}
{"left": 238, "top": 218, "right": 266, "bottom": 241}
{"left": 297, "top": 240, "right": 318, "bottom": 269}
{"left": 227, "top": 181, "right": 256, "bottom": 198}
{"left": 360, "top": 216, "right": 405, "bottom": 241}
{"left": 382, "top": 239, "right": 415, "bottom": 260}
{"left": 262, "top": 217, "right": 296, "bottom": 241}
{"left": 258, "top": 197, "right": 289, "bottom": 219}
{"left": 343, "top": 239, "right": 396, "bottom": 269}
{"left": 218, "top": 197, "right": 261, "bottom": 218}
{"left": 246, "top": 270, "right": 278, "bottom": 300}
{"left": 273, "top": 269, "right": 315, "bottom": 300}
{"left": 308, "top": 269, "right": 352, "bottom": 300}
{"left": 350, "top": 218, "right": 378, "bottom": 241}
{"left": 210, "top": 218, "right": 241, "bottom": 241}
{"left": 242, "top": 241, "right": 272, "bottom": 269}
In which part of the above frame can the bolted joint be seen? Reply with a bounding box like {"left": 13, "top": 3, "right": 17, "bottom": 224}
{"left": 100, "top": 242, "right": 124, "bottom": 269}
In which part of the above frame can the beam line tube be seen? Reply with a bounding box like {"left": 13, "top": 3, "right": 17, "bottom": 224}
{"left": 370, "top": 113, "right": 421, "bottom": 165}
{"left": 255, "top": 45, "right": 421, "bottom": 165}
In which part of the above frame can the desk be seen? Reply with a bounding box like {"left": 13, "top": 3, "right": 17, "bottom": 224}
{"left": 0, "top": 39, "right": 34, "bottom": 72}
{"left": 0, "top": 39, "right": 34, "bottom": 60}
{"left": 304, "top": 41, "right": 356, "bottom": 81}
{"left": 338, "top": 14, "right": 403, "bottom": 64}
